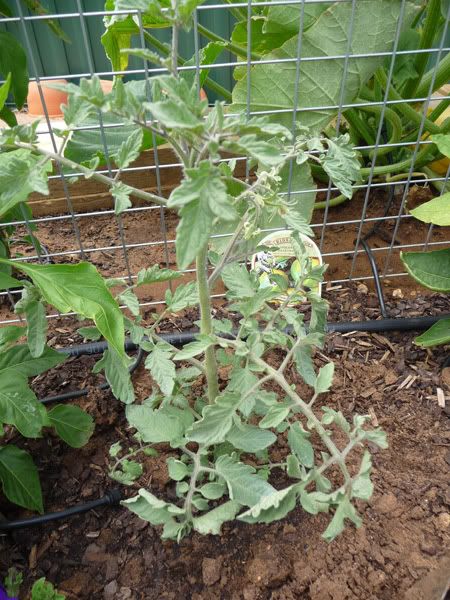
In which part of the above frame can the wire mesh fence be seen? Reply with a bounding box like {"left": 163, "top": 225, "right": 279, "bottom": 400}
{"left": 1, "top": 0, "right": 449, "bottom": 325}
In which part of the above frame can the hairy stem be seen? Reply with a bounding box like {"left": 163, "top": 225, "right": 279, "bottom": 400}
{"left": 197, "top": 244, "right": 219, "bottom": 403}
{"left": 183, "top": 449, "right": 202, "bottom": 520}
{"left": 197, "top": 23, "right": 262, "bottom": 61}
{"left": 11, "top": 142, "right": 168, "bottom": 207}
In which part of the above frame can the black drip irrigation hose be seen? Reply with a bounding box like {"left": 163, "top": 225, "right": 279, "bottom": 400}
{"left": 0, "top": 490, "right": 122, "bottom": 532}
{"left": 354, "top": 238, "right": 388, "bottom": 318}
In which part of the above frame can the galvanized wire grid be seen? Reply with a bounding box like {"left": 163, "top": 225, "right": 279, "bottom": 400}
{"left": 1, "top": 0, "right": 450, "bottom": 325}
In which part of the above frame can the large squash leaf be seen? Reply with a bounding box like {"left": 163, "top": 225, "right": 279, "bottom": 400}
{"left": 232, "top": 0, "right": 416, "bottom": 132}
{"left": 401, "top": 248, "right": 450, "bottom": 292}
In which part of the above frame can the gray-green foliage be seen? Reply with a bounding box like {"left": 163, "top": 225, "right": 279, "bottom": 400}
{"left": 0, "top": 0, "right": 386, "bottom": 541}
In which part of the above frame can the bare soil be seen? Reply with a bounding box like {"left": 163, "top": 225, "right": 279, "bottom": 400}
{"left": 1, "top": 283, "right": 450, "bottom": 600}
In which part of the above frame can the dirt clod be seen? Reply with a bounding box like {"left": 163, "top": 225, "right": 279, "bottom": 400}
{"left": 202, "top": 557, "right": 223, "bottom": 586}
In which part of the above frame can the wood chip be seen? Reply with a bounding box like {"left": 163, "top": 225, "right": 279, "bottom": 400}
{"left": 437, "top": 388, "right": 446, "bottom": 408}
{"left": 398, "top": 374, "right": 414, "bottom": 390}
{"left": 368, "top": 407, "right": 379, "bottom": 427}
{"left": 29, "top": 544, "right": 37, "bottom": 569}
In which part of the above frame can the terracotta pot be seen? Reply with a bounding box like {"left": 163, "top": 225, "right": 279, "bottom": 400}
{"left": 27, "top": 79, "right": 68, "bottom": 118}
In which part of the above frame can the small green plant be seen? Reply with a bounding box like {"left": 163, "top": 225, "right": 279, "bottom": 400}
{"left": 1, "top": 569, "right": 65, "bottom": 600}
{"left": 401, "top": 134, "right": 450, "bottom": 347}
{"left": 0, "top": 0, "right": 387, "bottom": 541}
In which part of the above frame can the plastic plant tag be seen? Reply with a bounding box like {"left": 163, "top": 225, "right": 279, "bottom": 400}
{"left": 251, "top": 230, "right": 322, "bottom": 305}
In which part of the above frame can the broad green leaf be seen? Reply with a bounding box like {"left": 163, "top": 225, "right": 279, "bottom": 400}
{"left": 0, "top": 445, "right": 43, "bottom": 513}
{"left": 0, "top": 32, "right": 28, "bottom": 108}
{"left": 0, "top": 105, "right": 17, "bottom": 127}
{"left": 226, "top": 422, "right": 276, "bottom": 452}
{"left": 432, "top": 133, "right": 450, "bottom": 159}
{"left": 221, "top": 264, "right": 257, "bottom": 299}
{"left": 401, "top": 248, "right": 450, "bottom": 292}
{"left": 259, "top": 404, "right": 290, "bottom": 428}
{"left": 123, "top": 488, "right": 184, "bottom": 527}
{"left": 238, "top": 486, "right": 297, "bottom": 524}
{"left": 322, "top": 496, "right": 362, "bottom": 542}
{"left": 112, "top": 182, "right": 133, "bottom": 215}
{"left": 286, "top": 454, "right": 302, "bottom": 479}
{"left": 26, "top": 300, "right": 47, "bottom": 358}
{"left": 0, "top": 272, "right": 22, "bottom": 290}
{"left": 115, "top": 128, "right": 143, "bottom": 169}
{"left": 199, "top": 482, "right": 226, "bottom": 500}
{"left": 0, "top": 344, "right": 65, "bottom": 378}
{"left": 126, "top": 404, "right": 184, "bottom": 443}
{"left": 176, "top": 198, "right": 213, "bottom": 270}
{"left": 187, "top": 392, "right": 240, "bottom": 445}
{"left": 232, "top": 1, "right": 411, "bottom": 132}
{"left": 193, "top": 500, "right": 241, "bottom": 535}
{"left": 263, "top": 2, "right": 331, "bottom": 37}
{"left": 314, "top": 362, "right": 334, "bottom": 395}
{"left": 137, "top": 265, "right": 181, "bottom": 285}
{"left": 94, "top": 347, "right": 134, "bottom": 404}
{"left": 288, "top": 422, "right": 314, "bottom": 468}
{"left": 361, "top": 428, "right": 388, "bottom": 449}
{"left": 0, "top": 0, "right": 12, "bottom": 16}
{"left": 165, "top": 281, "right": 198, "bottom": 312}
{"left": 0, "top": 150, "right": 52, "bottom": 218}
{"left": 174, "top": 335, "right": 216, "bottom": 360}
{"left": 415, "top": 318, "right": 450, "bottom": 347}
{"left": 0, "top": 72, "right": 11, "bottom": 111}
{"left": 167, "top": 458, "right": 189, "bottom": 481}
{"left": 0, "top": 261, "right": 126, "bottom": 358}
{"left": 231, "top": 17, "right": 292, "bottom": 56}
{"left": 47, "top": 405, "right": 94, "bottom": 448}
{"left": 300, "top": 490, "right": 331, "bottom": 515}
{"left": 215, "top": 455, "right": 276, "bottom": 507}
{"left": 182, "top": 41, "right": 226, "bottom": 88}
{"left": 0, "top": 376, "right": 44, "bottom": 437}
{"left": 409, "top": 193, "right": 450, "bottom": 226}
{"left": 77, "top": 326, "right": 102, "bottom": 341}
{"left": 0, "top": 325, "right": 25, "bottom": 351}
{"left": 145, "top": 343, "right": 176, "bottom": 396}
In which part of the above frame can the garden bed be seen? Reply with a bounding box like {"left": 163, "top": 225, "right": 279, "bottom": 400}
{"left": 1, "top": 284, "right": 449, "bottom": 600}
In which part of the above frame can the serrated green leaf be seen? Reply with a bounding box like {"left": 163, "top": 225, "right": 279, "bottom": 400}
{"left": 114, "top": 128, "right": 143, "bottom": 169}
{"left": 314, "top": 362, "right": 334, "bottom": 395}
{"left": 226, "top": 422, "right": 276, "bottom": 452}
{"left": 288, "top": 422, "right": 314, "bottom": 468}
{"left": 94, "top": 346, "right": 134, "bottom": 404}
{"left": 137, "top": 265, "right": 181, "bottom": 285}
{"left": 238, "top": 486, "right": 297, "bottom": 524}
{"left": 0, "top": 261, "right": 126, "bottom": 359}
{"left": 215, "top": 455, "right": 276, "bottom": 507}
{"left": 165, "top": 281, "right": 198, "bottom": 313}
{"left": 126, "top": 404, "right": 184, "bottom": 443}
{"left": 175, "top": 199, "right": 213, "bottom": 270}
{"left": 174, "top": 335, "right": 216, "bottom": 360}
{"left": 26, "top": 300, "right": 47, "bottom": 358}
{"left": 145, "top": 343, "right": 176, "bottom": 396}
{"left": 401, "top": 248, "right": 450, "bottom": 292}
{"left": 415, "top": 318, "right": 450, "bottom": 347}
{"left": 187, "top": 392, "right": 240, "bottom": 445}
{"left": 322, "top": 496, "right": 362, "bottom": 542}
{"left": 30, "top": 577, "right": 66, "bottom": 600}
{"left": 286, "top": 454, "right": 302, "bottom": 479}
{"left": 118, "top": 289, "right": 140, "bottom": 317}
{"left": 147, "top": 99, "right": 203, "bottom": 130}
{"left": 193, "top": 500, "right": 241, "bottom": 535}
{"left": 123, "top": 488, "right": 184, "bottom": 527}
{"left": 111, "top": 459, "right": 143, "bottom": 485}
{"left": 47, "top": 405, "right": 94, "bottom": 448}
{"left": 0, "top": 445, "right": 43, "bottom": 513}
{"left": 351, "top": 451, "right": 373, "bottom": 501}
{"left": 409, "top": 193, "right": 450, "bottom": 226}
{"left": 299, "top": 490, "right": 331, "bottom": 515}
{"left": 259, "top": 404, "right": 291, "bottom": 429}
{"left": 112, "top": 181, "right": 133, "bottom": 215}
{"left": 0, "top": 150, "right": 51, "bottom": 218}
{"left": 362, "top": 428, "right": 388, "bottom": 449}
{"left": 321, "top": 135, "right": 361, "bottom": 199}
{"left": 221, "top": 263, "right": 257, "bottom": 299}
{"left": 224, "top": 135, "right": 284, "bottom": 167}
